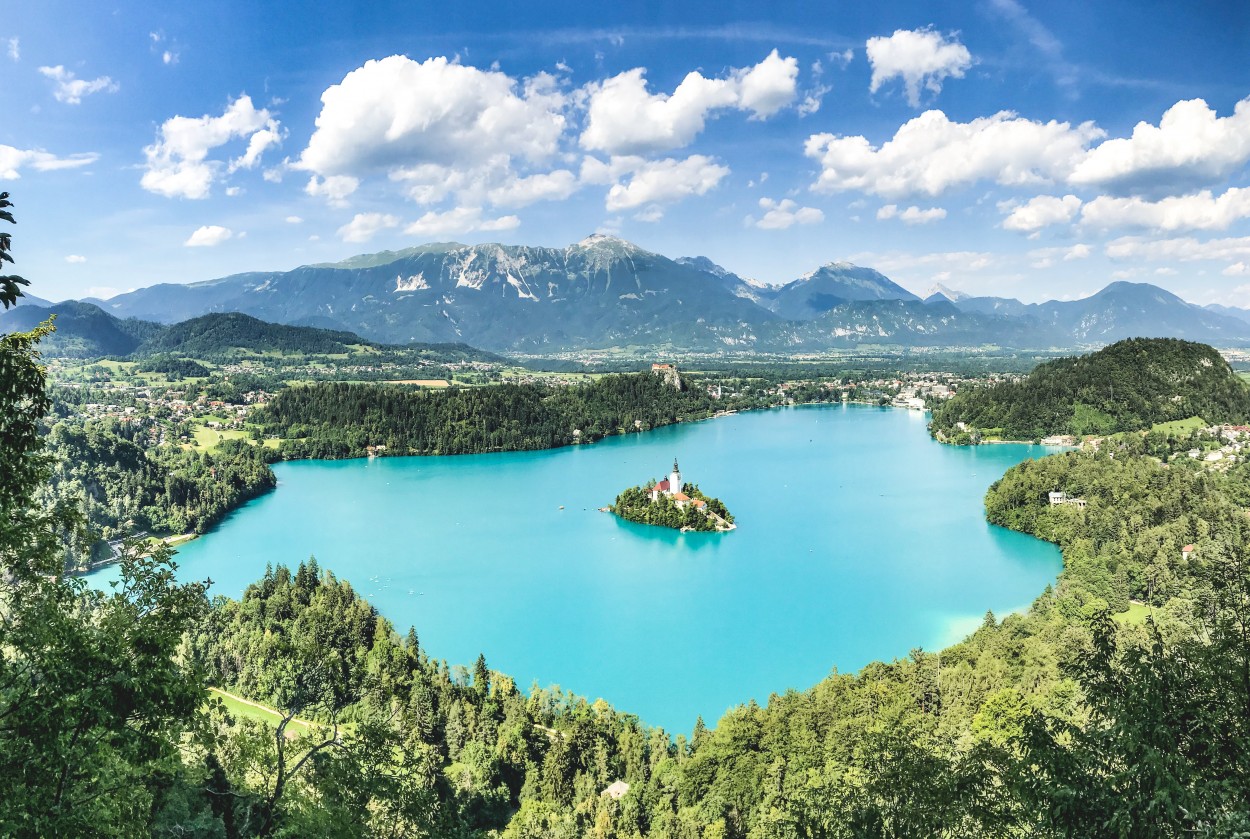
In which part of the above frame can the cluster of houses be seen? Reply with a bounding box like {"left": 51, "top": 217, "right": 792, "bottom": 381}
{"left": 1185, "top": 424, "right": 1250, "bottom": 466}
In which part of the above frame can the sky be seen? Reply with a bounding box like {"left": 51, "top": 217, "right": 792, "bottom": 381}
{"left": 4, "top": 1, "right": 1250, "bottom": 305}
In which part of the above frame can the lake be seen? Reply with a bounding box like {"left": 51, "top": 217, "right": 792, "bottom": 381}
{"left": 94, "top": 403, "right": 1063, "bottom": 733}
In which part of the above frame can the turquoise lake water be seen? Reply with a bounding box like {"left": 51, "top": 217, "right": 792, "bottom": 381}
{"left": 94, "top": 404, "right": 1063, "bottom": 733}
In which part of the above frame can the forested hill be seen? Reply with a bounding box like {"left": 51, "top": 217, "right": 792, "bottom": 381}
{"left": 930, "top": 337, "right": 1250, "bottom": 442}
{"left": 133, "top": 312, "right": 371, "bottom": 357}
{"left": 255, "top": 372, "right": 728, "bottom": 458}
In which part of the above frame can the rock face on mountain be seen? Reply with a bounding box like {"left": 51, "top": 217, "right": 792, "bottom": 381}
{"left": 91, "top": 236, "right": 777, "bottom": 351}
{"left": 70, "top": 236, "right": 1250, "bottom": 352}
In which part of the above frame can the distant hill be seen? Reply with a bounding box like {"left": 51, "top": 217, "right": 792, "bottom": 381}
{"left": 0, "top": 301, "right": 161, "bottom": 357}
{"left": 930, "top": 338, "right": 1250, "bottom": 442}
{"left": 135, "top": 312, "right": 370, "bottom": 357}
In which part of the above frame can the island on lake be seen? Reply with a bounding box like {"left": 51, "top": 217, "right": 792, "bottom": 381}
{"left": 611, "top": 459, "right": 735, "bottom": 532}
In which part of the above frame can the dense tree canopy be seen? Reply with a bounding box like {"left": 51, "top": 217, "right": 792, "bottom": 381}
{"left": 931, "top": 338, "right": 1250, "bottom": 442}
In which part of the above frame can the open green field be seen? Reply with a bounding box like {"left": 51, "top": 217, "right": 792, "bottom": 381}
{"left": 1150, "top": 416, "right": 1207, "bottom": 435}
{"left": 191, "top": 425, "right": 251, "bottom": 450}
{"left": 1113, "top": 601, "right": 1154, "bottom": 626}
{"left": 209, "top": 688, "right": 315, "bottom": 735}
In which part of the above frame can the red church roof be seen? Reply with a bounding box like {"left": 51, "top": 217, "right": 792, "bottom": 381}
{"left": 655, "top": 480, "right": 670, "bottom": 492}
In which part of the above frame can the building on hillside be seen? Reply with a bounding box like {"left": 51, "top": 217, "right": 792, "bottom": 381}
{"left": 1048, "top": 491, "right": 1067, "bottom": 505}
{"left": 1182, "top": 544, "right": 1196, "bottom": 560}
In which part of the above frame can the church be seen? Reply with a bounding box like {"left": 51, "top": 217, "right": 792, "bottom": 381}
{"left": 649, "top": 459, "right": 706, "bottom": 511}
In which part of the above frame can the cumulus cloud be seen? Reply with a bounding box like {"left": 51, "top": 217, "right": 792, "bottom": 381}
{"left": 1070, "top": 97, "right": 1250, "bottom": 196}
{"left": 0, "top": 144, "right": 99, "bottom": 178}
{"left": 300, "top": 55, "right": 565, "bottom": 176}
{"left": 1081, "top": 188, "right": 1250, "bottom": 232}
{"left": 142, "top": 95, "right": 282, "bottom": 199}
{"left": 604, "top": 155, "right": 729, "bottom": 211}
{"left": 580, "top": 50, "right": 798, "bottom": 156}
{"left": 38, "top": 65, "right": 118, "bottom": 104}
{"left": 1002, "top": 194, "right": 1082, "bottom": 232}
{"left": 64, "top": 254, "right": 86, "bottom": 263}
{"left": 1028, "top": 243, "right": 1091, "bottom": 268}
{"left": 1222, "top": 262, "right": 1249, "bottom": 277}
{"left": 1105, "top": 234, "right": 1250, "bottom": 263}
{"left": 752, "top": 197, "right": 824, "bottom": 229}
{"left": 866, "top": 28, "right": 972, "bottom": 106}
{"left": 285, "top": 215, "right": 303, "bottom": 224}
{"left": 184, "top": 225, "right": 233, "bottom": 247}
{"left": 7, "top": 38, "right": 18, "bottom": 62}
{"left": 806, "top": 109, "right": 1102, "bottom": 198}
{"left": 337, "top": 212, "right": 400, "bottom": 243}
{"left": 404, "top": 207, "right": 520, "bottom": 237}
{"left": 877, "top": 204, "right": 947, "bottom": 224}
{"left": 304, "top": 174, "right": 359, "bottom": 207}
{"left": 297, "top": 55, "right": 576, "bottom": 215}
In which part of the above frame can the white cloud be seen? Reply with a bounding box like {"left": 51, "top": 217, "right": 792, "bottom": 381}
{"left": 604, "top": 155, "right": 729, "bottom": 211}
{"left": 37, "top": 65, "right": 118, "bottom": 104}
{"left": 224, "top": 186, "right": 241, "bottom": 197}
{"left": 736, "top": 50, "right": 801, "bottom": 118}
{"left": 300, "top": 55, "right": 566, "bottom": 177}
{"left": 866, "top": 28, "right": 972, "bottom": 107}
{"left": 297, "top": 56, "right": 577, "bottom": 215}
{"left": 877, "top": 204, "right": 946, "bottom": 224}
{"left": 1222, "top": 262, "right": 1249, "bottom": 276}
{"left": 1080, "top": 188, "right": 1250, "bottom": 232}
{"left": 403, "top": 206, "right": 520, "bottom": 237}
{"left": 337, "top": 212, "right": 399, "bottom": 243}
{"left": 1027, "top": 243, "right": 1091, "bottom": 269}
{"left": 1105, "top": 235, "right": 1250, "bottom": 263}
{"left": 580, "top": 50, "right": 797, "bottom": 156}
{"left": 1070, "top": 97, "right": 1250, "bottom": 196}
{"left": 87, "top": 285, "right": 120, "bottom": 299}
{"left": 7, "top": 38, "right": 17, "bottom": 62}
{"left": 184, "top": 225, "right": 233, "bottom": 247}
{"left": 0, "top": 144, "right": 99, "bottom": 178}
{"left": 142, "top": 95, "right": 282, "bottom": 199}
{"left": 163, "top": 50, "right": 178, "bottom": 65}
{"left": 64, "top": 254, "right": 86, "bottom": 263}
{"left": 633, "top": 205, "right": 665, "bottom": 223}
{"left": 285, "top": 215, "right": 303, "bottom": 224}
{"left": 304, "top": 174, "right": 359, "bottom": 207}
{"left": 806, "top": 109, "right": 1102, "bottom": 198}
{"left": 752, "top": 197, "right": 824, "bottom": 229}
{"left": 1002, "top": 194, "right": 1082, "bottom": 232}
{"left": 485, "top": 169, "right": 579, "bottom": 207}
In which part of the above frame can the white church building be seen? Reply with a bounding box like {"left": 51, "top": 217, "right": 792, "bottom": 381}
{"left": 649, "top": 459, "right": 705, "bottom": 510}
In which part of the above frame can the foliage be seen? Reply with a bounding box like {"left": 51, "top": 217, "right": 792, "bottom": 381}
{"left": 0, "top": 194, "right": 210, "bottom": 836}
{"left": 256, "top": 373, "right": 727, "bottom": 458}
{"left": 43, "top": 419, "right": 277, "bottom": 551}
{"left": 612, "top": 481, "right": 733, "bottom": 531}
{"left": 931, "top": 338, "right": 1250, "bottom": 442}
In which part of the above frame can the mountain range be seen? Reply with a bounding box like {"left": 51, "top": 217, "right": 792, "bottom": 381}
{"left": 18, "top": 234, "right": 1250, "bottom": 353}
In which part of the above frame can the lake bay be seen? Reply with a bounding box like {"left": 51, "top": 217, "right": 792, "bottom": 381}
{"left": 99, "top": 403, "right": 1062, "bottom": 732}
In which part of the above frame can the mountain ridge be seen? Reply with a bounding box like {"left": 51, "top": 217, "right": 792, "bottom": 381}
{"left": 47, "top": 236, "right": 1250, "bottom": 352}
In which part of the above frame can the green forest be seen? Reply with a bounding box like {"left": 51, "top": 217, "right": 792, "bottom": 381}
{"left": 3, "top": 193, "right": 1250, "bottom": 835}
{"left": 929, "top": 337, "right": 1250, "bottom": 442}
{"left": 41, "top": 420, "right": 276, "bottom": 562}
{"left": 255, "top": 374, "right": 728, "bottom": 458}
{"left": 612, "top": 482, "right": 733, "bottom": 531}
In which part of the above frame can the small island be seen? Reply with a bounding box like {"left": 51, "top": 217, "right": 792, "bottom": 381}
{"left": 611, "top": 459, "right": 736, "bottom": 532}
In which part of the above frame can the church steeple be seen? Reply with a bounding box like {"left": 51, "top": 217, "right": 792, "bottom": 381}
{"left": 670, "top": 458, "right": 682, "bottom": 495}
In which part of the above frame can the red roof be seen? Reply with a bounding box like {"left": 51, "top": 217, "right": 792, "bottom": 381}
{"left": 1182, "top": 544, "right": 1196, "bottom": 553}
{"left": 655, "top": 480, "right": 670, "bottom": 492}
{"left": 672, "top": 492, "right": 691, "bottom": 502}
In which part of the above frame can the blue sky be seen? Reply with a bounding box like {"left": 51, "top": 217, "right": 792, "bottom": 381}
{"left": 5, "top": 1, "right": 1250, "bottom": 305}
